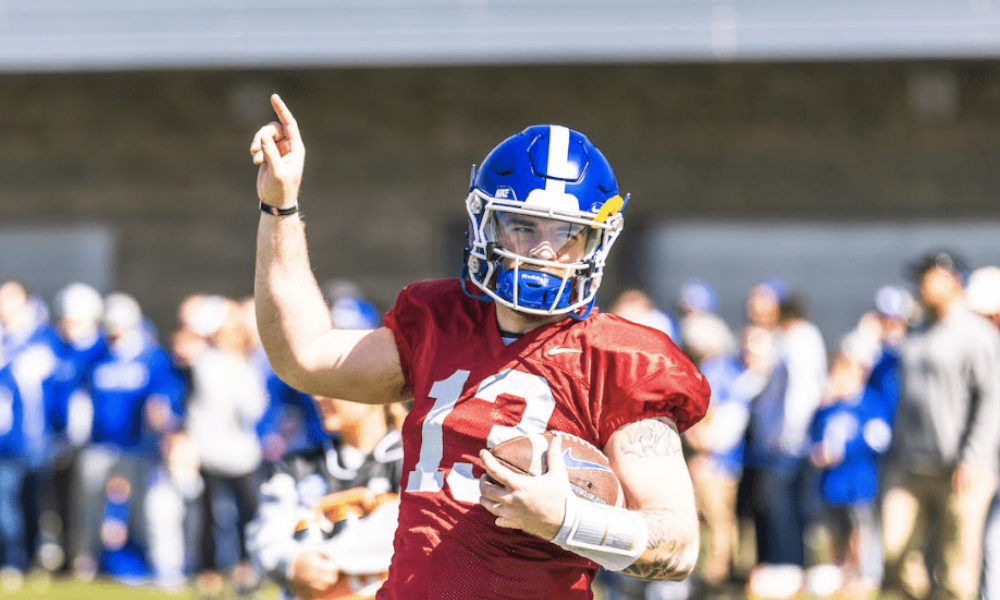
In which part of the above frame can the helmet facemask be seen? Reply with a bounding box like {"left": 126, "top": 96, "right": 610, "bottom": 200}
{"left": 464, "top": 189, "right": 624, "bottom": 319}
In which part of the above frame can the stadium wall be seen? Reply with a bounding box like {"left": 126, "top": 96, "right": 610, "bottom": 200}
{"left": 0, "top": 62, "right": 998, "bottom": 331}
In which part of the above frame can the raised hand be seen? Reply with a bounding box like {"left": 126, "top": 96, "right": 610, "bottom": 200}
{"left": 250, "top": 94, "right": 305, "bottom": 208}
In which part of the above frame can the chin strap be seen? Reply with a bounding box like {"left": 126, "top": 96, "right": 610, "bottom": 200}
{"left": 551, "top": 494, "right": 648, "bottom": 571}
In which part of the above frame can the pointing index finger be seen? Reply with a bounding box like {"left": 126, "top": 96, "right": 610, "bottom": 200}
{"left": 270, "top": 94, "right": 303, "bottom": 147}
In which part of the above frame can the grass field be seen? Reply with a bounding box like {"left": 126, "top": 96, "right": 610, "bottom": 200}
{"left": 2, "top": 572, "right": 902, "bottom": 600}
{"left": 3, "top": 574, "right": 281, "bottom": 600}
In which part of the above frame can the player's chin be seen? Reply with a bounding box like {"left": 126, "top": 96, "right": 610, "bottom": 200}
{"left": 516, "top": 311, "right": 563, "bottom": 323}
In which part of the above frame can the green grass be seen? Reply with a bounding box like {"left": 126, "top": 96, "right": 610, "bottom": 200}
{"left": 4, "top": 574, "right": 281, "bottom": 600}
{"left": 6, "top": 573, "right": 901, "bottom": 600}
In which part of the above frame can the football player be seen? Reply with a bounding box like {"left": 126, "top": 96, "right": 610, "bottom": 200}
{"left": 251, "top": 94, "right": 710, "bottom": 599}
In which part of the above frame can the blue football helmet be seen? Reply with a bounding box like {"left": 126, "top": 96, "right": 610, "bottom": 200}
{"left": 463, "top": 125, "right": 629, "bottom": 319}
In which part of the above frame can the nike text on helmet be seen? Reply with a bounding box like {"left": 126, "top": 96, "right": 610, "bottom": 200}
{"left": 462, "top": 125, "right": 629, "bottom": 319}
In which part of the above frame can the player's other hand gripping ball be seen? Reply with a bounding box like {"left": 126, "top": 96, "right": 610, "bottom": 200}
{"left": 490, "top": 431, "right": 623, "bottom": 507}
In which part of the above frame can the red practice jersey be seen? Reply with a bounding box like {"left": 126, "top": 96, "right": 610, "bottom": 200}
{"left": 378, "top": 279, "right": 709, "bottom": 600}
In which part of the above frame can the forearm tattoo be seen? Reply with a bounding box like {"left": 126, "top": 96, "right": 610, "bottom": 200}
{"left": 617, "top": 417, "right": 683, "bottom": 458}
{"left": 622, "top": 508, "right": 696, "bottom": 581}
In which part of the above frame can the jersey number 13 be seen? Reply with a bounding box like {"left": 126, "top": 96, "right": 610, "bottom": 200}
{"left": 405, "top": 369, "right": 556, "bottom": 504}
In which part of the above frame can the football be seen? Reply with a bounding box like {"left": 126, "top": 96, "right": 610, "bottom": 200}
{"left": 489, "top": 431, "right": 623, "bottom": 507}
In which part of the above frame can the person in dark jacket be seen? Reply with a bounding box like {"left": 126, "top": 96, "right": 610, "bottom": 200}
{"left": 246, "top": 396, "right": 405, "bottom": 600}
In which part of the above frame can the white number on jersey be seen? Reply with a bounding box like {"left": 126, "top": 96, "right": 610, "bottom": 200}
{"left": 405, "top": 368, "right": 557, "bottom": 504}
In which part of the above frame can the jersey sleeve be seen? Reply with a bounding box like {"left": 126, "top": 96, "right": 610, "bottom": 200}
{"left": 595, "top": 331, "right": 711, "bottom": 447}
{"left": 383, "top": 283, "right": 431, "bottom": 393}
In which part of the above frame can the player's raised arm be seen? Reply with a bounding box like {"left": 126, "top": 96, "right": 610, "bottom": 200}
{"left": 606, "top": 417, "right": 700, "bottom": 580}
{"left": 252, "top": 94, "right": 408, "bottom": 405}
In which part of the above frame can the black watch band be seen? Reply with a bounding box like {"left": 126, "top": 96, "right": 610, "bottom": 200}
{"left": 260, "top": 201, "right": 299, "bottom": 217}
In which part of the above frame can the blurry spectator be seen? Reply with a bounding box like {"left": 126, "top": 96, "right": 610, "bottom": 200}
{"left": 43, "top": 283, "right": 110, "bottom": 573}
{"left": 873, "top": 285, "right": 917, "bottom": 345}
{"left": 677, "top": 279, "right": 720, "bottom": 318}
{"left": 746, "top": 277, "right": 788, "bottom": 331}
{"left": 964, "top": 265, "right": 1000, "bottom": 600}
{"left": 238, "top": 297, "right": 270, "bottom": 395}
{"left": 679, "top": 278, "right": 719, "bottom": 314}
{"left": 967, "top": 266, "right": 1000, "bottom": 329}
{"left": 863, "top": 286, "right": 914, "bottom": 430}
{"left": 183, "top": 295, "right": 268, "bottom": 590}
{"left": 745, "top": 292, "right": 827, "bottom": 596}
{"left": 322, "top": 279, "right": 382, "bottom": 328}
{"left": 259, "top": 378, "right": 325, "bottom": 467}
{"left": 607, "top": 288, "right": 678, "bottom": 341}
{"left": 238, "top": 296, "right": 318, "bottom": 468}
{"left": 153, "top": 293, "right": 212, "bottom": 588}
{"left": 677, "top": 278, "right": 721, "bottom": 360}
{"left": 246, "top": 396, "right": 404, "bottom": 600}
{"left": 0, "top": 364, "right": 27, "bottom": 589}
{"left": 144, "top": 427, "right": 201, "bottom": 591}
{"left": 1, "top": 281, "right": 50, "bottom": 365}
{"left": 775, "top": 294, "right": 829, "bottom": 463}
{"left": 882, "top": 251, "right": 1000, "bottom": 600}
{"left": 323, "top": 278, "right": 364, "bottom": 307}
{"left": 807, "top": 333, "right": 893, "bottom": 599}
{"left": 48, "top": 283, "right": 108, "bottom": 440}
{"left": 0, "top": 280, "right": 63, "bottom": 574}
{"left": 330, "top": 296, "right": 381, "bottom": 332}
{"left": 171, "top": 293, "right": 210, "bottom": 375}
{"left": 682, "top": 317, "right": 770, "bottom": 591}
{"left": 71, "top": 292, "right": 185, "bottom": 581}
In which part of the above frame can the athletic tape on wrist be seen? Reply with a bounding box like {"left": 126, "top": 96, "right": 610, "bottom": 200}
{"left": 551, "top": 494, "right": 648, "bottom": 571}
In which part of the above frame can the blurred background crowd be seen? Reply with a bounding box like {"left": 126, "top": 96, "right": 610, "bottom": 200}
{"left": 603, "top": 250, "right": 1000, "bottom": 600}
{"left": 0, "top": 276, "right": 385, "bottom": 596}
{"left": 1, "top": 248, "right": 999, "bottom": 600}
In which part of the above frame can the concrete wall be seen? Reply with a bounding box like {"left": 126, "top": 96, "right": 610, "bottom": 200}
{"left": 1, "top": 62, "right": 998, "bottom": 332}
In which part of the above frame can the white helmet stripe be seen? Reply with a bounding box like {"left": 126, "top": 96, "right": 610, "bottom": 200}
{"left": 544, "top": 125, "right": 571, "bottom": 195}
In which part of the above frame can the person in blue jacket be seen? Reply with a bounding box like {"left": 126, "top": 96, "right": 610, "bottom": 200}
{"left": 70, "top": 292, "right": 185, "bottom": 581}
{"left": 0, "top": 280, "right": 76, "bottom": 574}
{"left": 865, "top": 286, "right": 910, "bottom": 429}
{"left": 681, "top": 315, "right": 771, "bottom": 592}
{"left": 39, "top": 283, "right": 111, "bottom": 573}
{"left": 809, "top": 334, "right": 893, "bottom": 598}
{"left": 0, "top": 364, "right": 27, "bottom": 587}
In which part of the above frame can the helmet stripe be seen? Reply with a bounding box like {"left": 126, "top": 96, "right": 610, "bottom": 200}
{"left": 545, "top": 125, "right": 571, "bottom": 195}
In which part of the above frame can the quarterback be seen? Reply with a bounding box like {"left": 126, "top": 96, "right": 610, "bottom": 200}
{"left": 251, "top": 94, "right": 710, "bottom": 599}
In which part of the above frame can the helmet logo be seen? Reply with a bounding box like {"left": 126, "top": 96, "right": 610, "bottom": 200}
{"left": 593, "top": 195, "right": 624, "bottom": 223}
{"left": 521, "top": 272, "right": 549, "bottom": 285}
{"left": 494, "top": 186, "right": 516, "bottom": 200}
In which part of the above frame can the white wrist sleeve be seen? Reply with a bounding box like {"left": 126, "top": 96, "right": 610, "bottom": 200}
{"left": 551, "top": 494, "right": 648, "bottom": 571}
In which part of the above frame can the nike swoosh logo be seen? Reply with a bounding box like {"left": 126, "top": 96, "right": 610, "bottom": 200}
{"left": 562, "top": 449, "right": 612, "bottom": 472}
{"left": 547, "top": 347, "right": 583, "bottom": 356}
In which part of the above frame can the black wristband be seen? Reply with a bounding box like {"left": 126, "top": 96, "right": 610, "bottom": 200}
{"left": 260, "top": 201, "right": 299, "bottom": 217}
